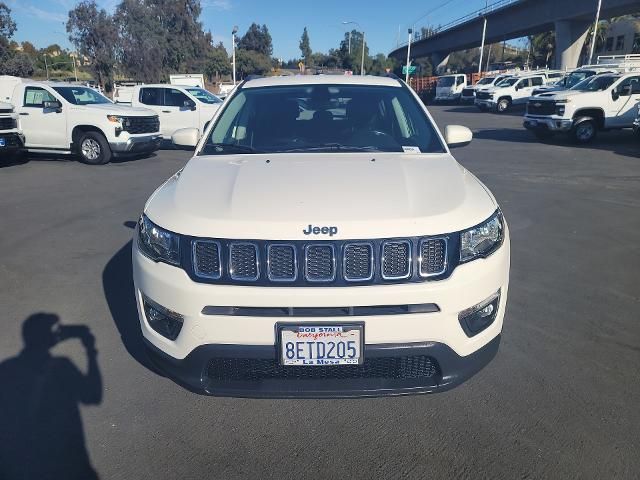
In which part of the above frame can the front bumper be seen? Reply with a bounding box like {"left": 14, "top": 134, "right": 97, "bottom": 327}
{"left": 475, "top": 99, "right": 495, "bottom": 109}
{"left": 132, "top": 228, "right": 510, "bottom": 397}
{"left": 523, "top": 116, "right": 573, "bottom": 132}
{"left": 434, "top": 93, "right": 461, "bottom": 102}
{"left": 110, "top": 133, "right": 162, "bottom": 155}
{"left": 0, "top": 132, "right": 24, "bottom": 153}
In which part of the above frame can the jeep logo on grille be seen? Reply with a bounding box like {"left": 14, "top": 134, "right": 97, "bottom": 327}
{"left": 303, "top": 224, "right": 338, "bottom": 236}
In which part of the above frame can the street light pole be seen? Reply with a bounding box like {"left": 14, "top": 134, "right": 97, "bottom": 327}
{"left": 360, "top": 31, "right": 366, "bottom": 75}
{"left": 348, "top": 31, "right": 351, "bottom": 54}
{"left": 405, "top": 28, "right": 413, "bottom": 83}
{"left": 232, "top": 25, "right": 238, "bottom": 85}
{"left": 588, "top": 0, "right": 602, "bottom": 65}
{"left": 44, "top": 55, "right": 49, "bottom": 81}
{"left": 478, "top": 1, "right": 488, "bottom": 75}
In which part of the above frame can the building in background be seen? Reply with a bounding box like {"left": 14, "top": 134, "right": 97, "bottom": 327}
{"left": 598, "top": 18, "right": 640, "bottom": 56}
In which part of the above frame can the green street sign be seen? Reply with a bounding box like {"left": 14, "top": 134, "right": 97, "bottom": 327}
{"left": 402, "top": 65, "right": 417, "bottom": 74}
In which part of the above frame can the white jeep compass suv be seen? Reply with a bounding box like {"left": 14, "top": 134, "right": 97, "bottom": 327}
{"left": 133, "top": 75, "right": 511, "bottom": 397}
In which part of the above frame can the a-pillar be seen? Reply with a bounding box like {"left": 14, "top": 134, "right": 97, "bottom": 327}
{"left": 430, "top": 53, "right": 451, "bottom": 75}
{"left": 555, "top": 19, "right": 590, "bottom": 70}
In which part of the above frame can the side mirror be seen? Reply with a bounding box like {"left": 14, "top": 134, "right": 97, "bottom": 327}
{"left": 183, "top": 100, "right": 197, "bottom": 111}
{"left": 444, "top": 125, "right": 472, "bottom": 148}
{"left": 43, "top": 100, "right": 62, "bottom": 111}
{"left": 514, "top": 85, "right": 520, "bottom": 91}
{"left": 612, "top": 89, "right": 619, "bottom": 101}
{"left": 172, "top": 127, "right": 199, "bottom": 150}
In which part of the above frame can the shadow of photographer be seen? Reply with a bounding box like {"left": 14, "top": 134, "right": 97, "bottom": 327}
{"left": 0, "top": 313, "right": 102, "bottom": 480}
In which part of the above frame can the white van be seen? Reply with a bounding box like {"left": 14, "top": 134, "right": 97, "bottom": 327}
{"left": 434, "top": 74, "right": 468, "bottom": 102}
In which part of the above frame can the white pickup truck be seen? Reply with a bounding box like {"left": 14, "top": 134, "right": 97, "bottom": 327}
{"left": 115, "top": 84, "right": 222, "bottom": 139}
{"left": 0, "top": 76, "right": 161, "bottom": 164}
{"left": 460, "top": 74, "right": 513, "bottom": 103}
{"left": 475, "top": 73, "right": 547, "bottom": 113}
{"left": 434, "top": 74, "right": 468, "bottom": 102}
{"left": 0, "top": 101, "right": 24, "bottom": 161}
{"left": 524, "top": 72, "right": 640, "bottom": 142}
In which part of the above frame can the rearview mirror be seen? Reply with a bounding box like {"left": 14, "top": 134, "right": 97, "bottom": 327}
{"left": 43, "top": 100, "right": 62, "bottom": 111}
{"left": 444, "top": 125, "right": 472, "bottom": 148}
{"left": 172, "top": 127, "right": 199, "bottom": 150}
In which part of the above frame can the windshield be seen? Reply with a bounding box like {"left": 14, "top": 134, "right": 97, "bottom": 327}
{"left": 477, "top": 77, "right": 495, "bottom": 85}
{"left": 185, "top": 88, "right": 222, "bottom": 104}
{"left": 52, "top": 86, "right": 112, "bottom": 105}
{"left": 436, "top": 77, "right": 455, "bottom": 87}
{"left": 200, "top": 84, "right": 445, "bottom": 155}
{"left": 572, "top": 75, "right": 618, "bottom": 92}
{"left": 496, "top": 78, "right": 518, "bottom": 87}
{"left": 566, "top": 71, "right": 594, "bottom": 88}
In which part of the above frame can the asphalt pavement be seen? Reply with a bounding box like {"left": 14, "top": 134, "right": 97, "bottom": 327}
{"left": 1, "top": 105, "right": 639, "bottom": 479}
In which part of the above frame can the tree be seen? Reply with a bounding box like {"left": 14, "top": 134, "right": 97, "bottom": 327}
{"left": 235, "top": 49, "right": 272, "bottom": 77}
{"left": 238, "top": 23, "right": 272, "bottom": 56}
{"left": 339, "top": 30, "right": 371, "bottom": 74}
{"left": 0, "top": 2, "right": 16, "bottom": 39}
{"left": 21, "top": 41, "right": 37, "bottom": 56}
{"left": 529, "top": 32, "right": 555, "bottom": 68}
{"left": 299, "top": 27, "right": 311, "bottom": 63}
{"left": 4, "top": 53, "right": 34, "bottom": 77}
{"left": 204, "top": 42, "right": 230, "bottom": 81}
{"left": 370, "top": 53, "right": 397, "bottom": 75}
{"left": 67, "top": 0, "right": 118, "bottom": 90}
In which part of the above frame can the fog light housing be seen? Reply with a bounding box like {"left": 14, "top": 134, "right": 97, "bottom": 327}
{"left": 142, "top": 295, "right": 184, "bottom": 340}
{"left": 459, "top": 290, "right": 500, "bottom": 337}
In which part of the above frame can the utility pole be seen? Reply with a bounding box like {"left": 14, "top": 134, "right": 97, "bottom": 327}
{"left": 73, "top": 54, "right": 78, "bottom": 82}
{"left": 360, "top": 31, "right": 366, "bottom": 75}
{"left": 588, "top": 0, "right": 602, "bottom": 65}
{"left": 348, "top": 31, "right": 351, "bottom": 54}
{"left": 44, "top": 55, "right": 49, "bottom": 81}
{"left": 478, "top": 0, "right": 488, "bottom": 75}
{"left": 405, "top": 28, "right": 413, "bottom": 83}
{"left": 232, "top": 25, "right": 238, "bottom": 85}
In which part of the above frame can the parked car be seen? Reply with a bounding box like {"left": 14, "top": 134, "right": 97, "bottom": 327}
{"left": 0, "top": 76, "right": 161, "bottom": 165}
{"left": 475, "top": 74, "right": 547, "bottom": 113}
{"left": 133, "top": 75, "right": 511, "bottom": 397}
{"left": 0, "top": 101, "right": 24, "bottom": 162}
{"left": 524, "top": 73, "right": 640, "bottom": 142}
{"left": 116, "top": 84, "right": 222, "bottom": 139}
{"left": 434, "top": 74, "right": 467, "bottom": 102}
{"left": 460, "top": 74, "right": 513, "bottom": 103}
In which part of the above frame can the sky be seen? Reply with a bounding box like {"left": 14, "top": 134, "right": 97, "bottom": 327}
{"left": 6, "top": 0, "right": 511, "bottom": 59}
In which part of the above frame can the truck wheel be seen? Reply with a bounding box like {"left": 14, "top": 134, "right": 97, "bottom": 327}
{"left": 496, "top": 98, "right": 511, "bottom": 113}
{"left": 571, "top": 119, "right": 597, "bottom": 144}
{"left": 78, "top": 131, "right": 112, "bottom": 165}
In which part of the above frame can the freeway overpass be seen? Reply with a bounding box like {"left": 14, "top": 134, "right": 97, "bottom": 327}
{"left": 389, "top": 0, "right": 640, "bottom": 71}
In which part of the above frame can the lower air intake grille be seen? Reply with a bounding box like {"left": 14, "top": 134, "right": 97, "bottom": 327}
{"left": 229, "top": 243, "right": 259, "bottom": 280}
{"left": 382, "top": 241, "right": 411, "bottom": 279}
{"left": 206, "top": 356, "right": 440, "bottom": 382}
{"left": 305, "top": 245, "right": 335, "bottom": 282}
{"left": 420, "top": 238, "right": 447, "bottom": 276}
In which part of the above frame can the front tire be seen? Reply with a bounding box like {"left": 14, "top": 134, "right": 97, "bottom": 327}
{"left": 78, "top": 131, "right": 111, "bottom": 165}
{"left": 571, "top": 119, "right": 597, "bottom": 144}
{"left": 496, "top": 97, "right": 511, "bottom": 113}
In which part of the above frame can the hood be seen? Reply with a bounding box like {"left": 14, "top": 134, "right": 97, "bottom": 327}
{"left": 537, "top": 89, "right": 588, "bottom": 101}
{"left": 145, "top": 153, "right": 497, "bottom": 240}
{"left": 69, "top": 103, "right": 158, "bottom": 116}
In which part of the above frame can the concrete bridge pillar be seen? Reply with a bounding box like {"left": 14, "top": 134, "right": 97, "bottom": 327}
{"left": 431, "top": 53, "right": 451, "bottom": 75}
{"left": 555, "top": 19, "right": 590, "bottom": 70}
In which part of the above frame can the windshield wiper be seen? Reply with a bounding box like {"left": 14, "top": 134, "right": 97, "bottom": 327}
{"left": 207, "top": 143, "right": 262, "bottom": 154}
{"left": 280, "top": 143, "right": 383, "bottom": 153}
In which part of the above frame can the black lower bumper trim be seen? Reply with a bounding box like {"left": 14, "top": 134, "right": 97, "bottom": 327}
{"left": 143, "top": 334, "right": 501, "bottom": 398}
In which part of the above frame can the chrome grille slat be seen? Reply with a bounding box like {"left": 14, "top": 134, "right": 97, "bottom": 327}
{"left": 343, "top": 243, "right": 373, "bottom": 281}
{"left": 381, "top": 241, "right": 411, "bottom": 280}
{"left": 267, "top": 244, "right": 297, "bottom": 281}
{"left": 419, "top": 238, "right": 447, "bottom": 277}
{"left": 229, "top": 243, "right": 259, "bottom": 281}
{"left": 305, "top": 245, "right": 335, "bottom": 282}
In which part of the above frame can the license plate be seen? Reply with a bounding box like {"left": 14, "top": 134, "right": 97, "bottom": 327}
{"left": 278, "top": 324, "right": 363, "bottom": 366}
{"left": 0, "top": 138, "right": 5, "bottom": 147}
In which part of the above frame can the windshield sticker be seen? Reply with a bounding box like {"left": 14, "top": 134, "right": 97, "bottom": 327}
{"left": 402, "top": 146, "right": 421, "bottom": 154}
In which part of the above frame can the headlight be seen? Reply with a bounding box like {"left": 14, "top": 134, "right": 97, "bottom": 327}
{"left": 460, "top": 211, "right": 504, "bottom": 263}
{"left": 138, "top": 214, "right": 181, "bottom": 266}
{"left": 554, "top": 99, "right": 570, "bottom": 104}
{"left": 107, "top": 115, "right": 123, "bottom": 124}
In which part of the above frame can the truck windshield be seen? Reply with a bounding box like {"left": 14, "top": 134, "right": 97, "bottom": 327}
{"left": 436, "top": 77, "right": 455, "bottom": 87}
{"left": 572, "top": 75, "right": 618, "bottom": 92}
{"left": 52, "top": 87, "right": 112, "bottom": 105}
{"left": 496, "top": 78, "right": 518, "bottom": 87}
{"left": 185, "top": 88, "right": 222, "bottom": 104}
{"left": 200, "top": 84, "right": 445, "bottom": 155}
{"left": 476, "top": 77, "right": 495, "bottom": 85}
{"left": 565, "top": 71, "right": 594, "bottom": 88}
